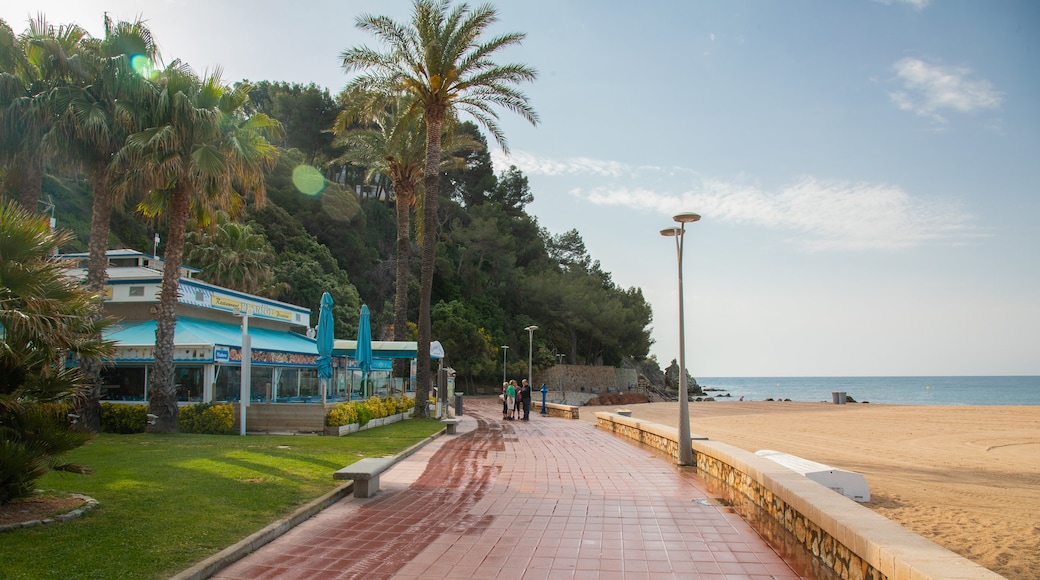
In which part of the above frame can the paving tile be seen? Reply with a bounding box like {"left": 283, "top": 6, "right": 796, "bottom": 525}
{"left": 210, "top": 398, "right": 810, "bottom": 579}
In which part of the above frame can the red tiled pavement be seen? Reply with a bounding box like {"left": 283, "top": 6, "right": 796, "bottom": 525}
{"left": 211, "top": 398, "right": 810, "bottom": 579}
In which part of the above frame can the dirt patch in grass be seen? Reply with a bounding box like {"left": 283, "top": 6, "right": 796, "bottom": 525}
{"left": 0, "top": 495, "right": 89, "bottom": 526}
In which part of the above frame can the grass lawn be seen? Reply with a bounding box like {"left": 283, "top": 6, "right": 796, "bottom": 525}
{"left": 0, "top": 418, "right": 444, "bottom": 580}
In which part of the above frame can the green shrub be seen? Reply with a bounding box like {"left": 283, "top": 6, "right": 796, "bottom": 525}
{"left": 355, "top": 401, "right": 372, "bottom": 426}
{"left": 101, "top": 403, "right": 148, "bottom": 434}
{"left": 179, "top": 403, "right": 235, "bottom": 434}
{"left": 0, "top": 404, "right": 91, "bottom": 505}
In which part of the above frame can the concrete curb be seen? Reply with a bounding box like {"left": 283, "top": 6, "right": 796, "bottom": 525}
{"left": 170, "top": 428, "right": 447, "bottom": 580}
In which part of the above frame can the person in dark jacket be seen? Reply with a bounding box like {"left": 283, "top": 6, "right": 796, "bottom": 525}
{"left": 520, "top": 379, "right": 533, "bottom": 420}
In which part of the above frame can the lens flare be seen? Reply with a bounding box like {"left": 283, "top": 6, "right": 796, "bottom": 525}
{"left": 130, "top": 54, "right": 157, "bottom": 79}
{"left": 292, "top": 165, "right": 325, "bottom": 196}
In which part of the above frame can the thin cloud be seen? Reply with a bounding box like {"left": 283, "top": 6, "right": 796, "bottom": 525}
{"left": 496, "top": 150, "right": 979, "bottom": 251}
{"left": 889, "top": 58, "right": 1002, "bottom": 123}
{"left": 575, "top": 177, "right": 977, "bottom": 251}
{"left": 873, "top": 0, "right": 930, "bottom": 10}
{"left": 491, "top": 150, "right": 628, "bottom": 177}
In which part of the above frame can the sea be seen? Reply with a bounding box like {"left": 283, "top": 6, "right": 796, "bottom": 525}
{"left": 694, "top": 376, "right": 1040, "bottom": 406}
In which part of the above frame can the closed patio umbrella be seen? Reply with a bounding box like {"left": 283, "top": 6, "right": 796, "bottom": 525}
{"left": 316, "top": 292, "right": 334, "bottom": 404}
{"left": 356, "top": 304, "right": 373, "bottom": 398}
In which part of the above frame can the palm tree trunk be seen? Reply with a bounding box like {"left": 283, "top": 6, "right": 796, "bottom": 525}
{"left": 16, "top": 155, "right": 46, "bottom": 212}
{"left": 149, "top": 184, "right": 191, "bottom": 433}
{"left": 392, "top": 187, "right": 412, "bottom": 387}
{"left": 77, "top": 168, "right": 113, "bottom": 433}
{"left": 416, "top": 110, "right": 446, "bottom": 418}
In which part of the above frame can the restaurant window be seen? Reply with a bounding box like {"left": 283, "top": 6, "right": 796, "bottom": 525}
{"left": 100, "top": 367, "right": 147, "bottom": 401}
{"left": 175, "top": 367, "right": 203, "bottom": 402}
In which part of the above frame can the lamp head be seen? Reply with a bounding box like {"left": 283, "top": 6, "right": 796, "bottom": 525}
{"left": 525, "top": 325, "right": 538, "bottom": 332}
{"left": 673, "top": 212, "right": 701, "bottom": 224}
{"left": 660, "top": 227, "right": 681, "bottom": 237}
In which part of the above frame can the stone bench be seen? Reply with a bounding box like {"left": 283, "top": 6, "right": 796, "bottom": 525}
{"left": 333, "top": 457, "right": 397, "bottom": 498}
{"left": 440, "top": 418, "right": 460, "bottom": 434}
{"left": 755, "top": 449, "right": 870, "bottom": 502}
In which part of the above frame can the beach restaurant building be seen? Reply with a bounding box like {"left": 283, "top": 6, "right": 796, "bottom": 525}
{"left": 60, "top": 249, "right": 438, "bottom": 406}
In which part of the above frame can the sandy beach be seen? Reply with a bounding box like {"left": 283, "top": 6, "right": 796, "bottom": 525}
{"left": 578, "top": 401, "right": 1040, "bottom": 579}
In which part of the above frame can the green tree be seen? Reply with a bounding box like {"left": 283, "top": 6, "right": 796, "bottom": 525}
{"left": 333, "top": 90, "right": 479, "bottom": 381}
{"left": 444, "top": 121, "right": 496, "bottom": 207}
{"left": 0, "top": 200, "right": 112, "bottom": 504}
{"left": 333, "top": 92, "right": 425, "bottom": 373}
{"left": 0, "top": 16, "right": 87, "bottom": 210}
{"left": 431, "top": 299, "right": 495, "bottom": 391}
{"left": 245, "top": 81, "right": 340, "bottom": 166}
{"left": 340, "top": 0, "right": 538, "bottom": 416}
{"left": 49, "top": 16, "right": 157, "bottom": 432}
{"left": 119, "top": 65, "right": 279, "bottom": 432}
{"left": 184, "top": 213, "right": 284, "bottom": 297}
{"left": 490, "top": 165, "right": 533, "bottom": 216}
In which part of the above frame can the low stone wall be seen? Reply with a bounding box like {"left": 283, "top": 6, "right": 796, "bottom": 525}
{"left": 595, "top": 412, "right": 1002, "bottom": 580}
{"left": 533, "top": 401, "right": 580, "bottom": 419}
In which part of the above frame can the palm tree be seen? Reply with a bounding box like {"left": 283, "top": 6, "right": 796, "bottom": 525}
{"left": 118, "top": 64, "right": 279, "bottom": 432}
{"left": 332, "top": 91, "right": 479, "bottom": 386}
{"left": 184, "top": 212, "right": 284, "bottom": 297}
{"left": 48, "top": 16, "right": 157, "bottom": 431}
{"left": 0, "top": 199, "right": 112, "bottom": 504}
{"left": 0, "top": 16, "right": 87, "bottom": 209}
{"left": 340, "top": 0, "right": 538, "bottom": 416}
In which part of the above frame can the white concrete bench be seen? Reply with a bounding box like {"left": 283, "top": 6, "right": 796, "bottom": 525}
{"left": 441, "top": 418, "right": 460, "bottom": 434}
{"left": 333, "top": 457, "right": 397, "bottom": 498}
{"left": 755, "top": 449, "right": 870, "bottom": 502}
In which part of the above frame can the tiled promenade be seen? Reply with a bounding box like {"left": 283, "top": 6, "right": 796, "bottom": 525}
{"left": 211, "top": 398, "right": 809, "bottom": 579}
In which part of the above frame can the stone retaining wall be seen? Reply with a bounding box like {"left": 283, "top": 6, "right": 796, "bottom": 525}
{"left": 595, "top": 412, "right": 1003, "bottom": 580}
{"left": 532, "top": 401, "right": 580, "bottom": 419}
{"left": 534, "top": 365, "right": 638, "bottom": 394}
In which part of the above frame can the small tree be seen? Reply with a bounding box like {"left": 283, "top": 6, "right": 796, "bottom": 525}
{"left": 0, "top": 200, "right": 113, "bottom": 504}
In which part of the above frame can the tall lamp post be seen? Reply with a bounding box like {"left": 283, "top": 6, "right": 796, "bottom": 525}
{"left": 501, "top": 345, "right": 509, "bottom": 384}
{"left": 524, "top": 325, "right": 538, "bottom": 391}
{"left": 556, "top": 353, "right": 565, "bottom": 399}
{"left": 236, "top": 307, "right": 252, "bottom": 436}
{"left": 661, "top": 212, "right": 700, "bottom": 466}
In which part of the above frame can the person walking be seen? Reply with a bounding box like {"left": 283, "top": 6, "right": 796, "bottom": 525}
{"left": 520, "top": 379, "right": 533, "bottom": 420}
{"left": 501, "top": 382, "right": 509, "bottom": 419}
{"left": 506, "top": 380, "right": 517, "bottom": 420}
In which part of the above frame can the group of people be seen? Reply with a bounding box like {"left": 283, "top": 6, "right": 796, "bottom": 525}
{"left": 502, "top": 378, "right": 532, "bottom": 420}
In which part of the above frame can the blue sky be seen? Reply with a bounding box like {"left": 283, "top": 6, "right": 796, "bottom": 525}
{"left": 5, "top": 1, "right": 1038, "bottom": 376}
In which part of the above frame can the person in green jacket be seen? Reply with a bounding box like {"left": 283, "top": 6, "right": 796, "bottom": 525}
{"left": 506, "top": 380, "right": 517, "bottom": 420}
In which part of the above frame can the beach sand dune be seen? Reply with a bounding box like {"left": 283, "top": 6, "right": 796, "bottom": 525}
{"left": 578, "top": 401, "right": 1040, "bottom": 579}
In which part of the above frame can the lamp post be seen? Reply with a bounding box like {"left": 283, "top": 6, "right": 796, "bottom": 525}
{"left": 555, "top": 353, "right": 565, "bottom": 399}
{"left": 501, "top": 345, "right": 509, "bottom": 384}
{"left": 236, "top": 307, "right": 252, "bottom": 436}
{"left": 524, "top": 325, "right": 538, "bottom": 392}
{"left": 661, "top": 212, "right": 700, "bottom": 466}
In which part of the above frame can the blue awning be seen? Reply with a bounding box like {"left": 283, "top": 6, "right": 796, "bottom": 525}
{"left": 106, "top": 317, "right": 317, "bottom": 354}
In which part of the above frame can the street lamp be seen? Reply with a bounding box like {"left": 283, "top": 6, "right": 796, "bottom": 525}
{"left": 501, "top": 345, "right": 509, "bottom": 384}
{"left": 524, "top": 325, "right": 538, "bottom": 391}
{"left": 235, "top": 307, "right": 252, "bottom": 436}
{"left": 555, "top": 353, "right": 565, "bottom": 399}
{"left": 661, "top": 212, "right": 700, "bottom": 466}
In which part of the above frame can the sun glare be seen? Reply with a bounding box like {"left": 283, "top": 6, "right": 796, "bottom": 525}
{"left": 292, "top": 165, "right": 325, "bottom": 196}
{"left": 129, "top": 54, "right": 158, "bottom": 79}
